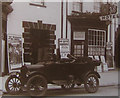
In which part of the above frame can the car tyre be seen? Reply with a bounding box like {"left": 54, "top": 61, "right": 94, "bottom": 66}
{"left": 61, "top": 81, "right": 75, "bottom": 90}
{"left": 27, "top": 75, "right": 47, "bottom": 96}
{"left": 84, "top": 74, "right": 99, "bottom": 93}
{"left": 5, "top": 75, "right": 22, "bottom": 95}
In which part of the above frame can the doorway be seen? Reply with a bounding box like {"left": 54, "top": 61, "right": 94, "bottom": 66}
{"left": 22, "top": 20, "right": 56, "bottom": 64}
{"left": 72, "top": 31, "right": 86, "bottom": 57}
{"left": 30, "top": 29, "right": 50, "bottom": 64}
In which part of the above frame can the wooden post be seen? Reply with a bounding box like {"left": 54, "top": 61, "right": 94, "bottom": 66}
{"left": 0, "top": 2, "right": 2, "bottom": 76}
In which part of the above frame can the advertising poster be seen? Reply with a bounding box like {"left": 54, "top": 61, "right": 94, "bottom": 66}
{"left": 7, "top": 34, "right": 22, "bottom": 70}
{"left": 58, "top": 38, "right": 70, "bottom": 59}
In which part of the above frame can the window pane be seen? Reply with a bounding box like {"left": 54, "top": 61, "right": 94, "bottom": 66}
{"left": 72, "top": 2, "right": 82, "bottom": 12}
{"left": 74, "top": 44, "right": 84, "bottom": 57}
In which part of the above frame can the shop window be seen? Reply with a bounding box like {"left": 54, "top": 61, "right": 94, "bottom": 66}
{"left": 88, "top": 29, "right": 106, "bottom": 56}
{"left": 30, "top": 0, "right": 46, "bottom": 7}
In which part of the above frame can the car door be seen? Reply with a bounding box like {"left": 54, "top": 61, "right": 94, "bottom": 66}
{"left": 46, "top": 63, "right": 66, "bottom": 80}
{"left": 70, "top": 58, "right": 89, "bottom": 76}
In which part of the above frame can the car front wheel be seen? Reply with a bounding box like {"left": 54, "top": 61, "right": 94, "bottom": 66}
{"left": 5, "top": 75, "right": 22, "bottom": 94}
{"left": 27, "top": 75, "right": 47, "bottom": 96}
{"left": 84, "top": 74, "right": 99, "bottom": 93}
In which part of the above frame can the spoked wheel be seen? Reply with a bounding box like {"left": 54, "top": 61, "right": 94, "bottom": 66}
{"left": 27, "top": 75, "right": 47, "bottom": 96}
{"left": 5, "top": 75, "right": 22, "bottom": 94}
{"left": 84, "top": 74, "right": 99, "bottom": 93}
{"left": 61, "top": 81, "right": 75, "bottom": 90}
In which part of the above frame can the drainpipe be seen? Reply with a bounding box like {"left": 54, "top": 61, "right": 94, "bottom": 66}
{"left": 66, "top": 0, "right": 68, "bottom": 39}
{"left": 61, "top": 0, "right": 63, "bottom": 38}
{"left": 0, "top": 2, "right": 2, "bottom": 76}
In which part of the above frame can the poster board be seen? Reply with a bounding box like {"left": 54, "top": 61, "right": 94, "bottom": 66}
{"left": 95, "top": 56, "right": 102, "bottom": 72}
{"left": 58, "top": 38, "right": 70, "bottom": 59}
{"left": 7, "top": 34, "right": 22, "bottom": 70}
{"left": 101, "top": 56, "right": 108, "bottom": 71}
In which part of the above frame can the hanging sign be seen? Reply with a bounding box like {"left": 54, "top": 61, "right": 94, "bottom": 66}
{"left": 58, "top": 38, "right": 70, "bottom": 59}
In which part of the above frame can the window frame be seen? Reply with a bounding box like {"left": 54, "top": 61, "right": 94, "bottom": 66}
{"left": 72, "top": 2, "right": 83, "bottom": 13}
{"left": 88, "top": 29, "right": 106, "bottom": 56}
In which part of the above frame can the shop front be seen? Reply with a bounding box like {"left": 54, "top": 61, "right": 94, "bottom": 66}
{"left": 68, "top": 13, "right": 109, "bottom": 72}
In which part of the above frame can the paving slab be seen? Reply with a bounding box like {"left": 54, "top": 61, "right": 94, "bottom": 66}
{"left": 99, "top": 70, "right": 118, "bottom": 86}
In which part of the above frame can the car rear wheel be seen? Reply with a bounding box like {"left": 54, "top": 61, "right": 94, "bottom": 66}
{"left": 27, "top": 75, "right": 47, "bottom": 96}
{"left": 84, "top": 74, "right": 99, "bottom": 93}
{"left": 61, "top": 81, "right": 75, "bottom": 90}
{"left": 5, "top": 75, "right": 22, "bottom": 94}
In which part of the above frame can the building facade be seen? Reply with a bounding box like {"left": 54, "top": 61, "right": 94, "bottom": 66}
{"left": 0, "top": 2, "right": 13, "bottom": 76}
{"left": 7, "top": 1, "right": 61, "bottom": 72}
{"left": 5, "top": 1, "right": 119, "bottom": 74}
{"left": 66, "top": 2, "right": 119, "bottom": 71}
{"left": 115, "top": 1, "right": 120, "bottom": 68}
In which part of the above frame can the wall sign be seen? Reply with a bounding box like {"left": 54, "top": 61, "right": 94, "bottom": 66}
{"left": 100, "top": 14, "right": 119, "bottom": 21}
{"left": 58, "top": 38, "right": 70, "bottom": 59}
{"left": 73, "top": 31, "right": 85, "bottom": 40}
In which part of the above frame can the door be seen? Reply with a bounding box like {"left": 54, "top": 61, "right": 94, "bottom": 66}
{"left": 46, "top": 63, "right": 67, "bottom": 80}
{"left": 72, "top": 31, "right": 86, "bottom": 57}
{"left": 73, "top": 41, "right": 85, "bottom": 57}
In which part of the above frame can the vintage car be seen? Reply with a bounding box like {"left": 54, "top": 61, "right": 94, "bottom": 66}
{"left": 5, "top": 54, "right": 101, "bottom": 96}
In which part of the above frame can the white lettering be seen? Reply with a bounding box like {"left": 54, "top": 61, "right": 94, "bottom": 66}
{"left": 100, "top": 14, "right": 120, "bottom": 21}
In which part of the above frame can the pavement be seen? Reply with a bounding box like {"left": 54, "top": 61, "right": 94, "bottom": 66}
{"left": 0, "top": 69, "right": 119, "bottom": 96}
{"left": 99, "top": 69, "right": 119, "bottom": 86}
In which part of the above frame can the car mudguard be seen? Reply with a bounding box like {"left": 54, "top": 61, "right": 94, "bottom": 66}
{"left": 27, "top": 71, "right": 48, "bottom": 81}
{"left": 8, "top": 71, "right": 20, "bottom": 77}
{"left": 82, "top": 71, "right": 101, "bottom": 79}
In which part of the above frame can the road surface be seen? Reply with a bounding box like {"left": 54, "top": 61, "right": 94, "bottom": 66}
{"left": 2, "top": 85, "right": 118, "bottom": 96}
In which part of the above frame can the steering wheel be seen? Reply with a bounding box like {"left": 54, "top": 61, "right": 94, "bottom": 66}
{"left": 67, "top": 54, "right": 77, "bottom": 60}
{"left": 67, "top": 54, "right": 77, "bottom": 63}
